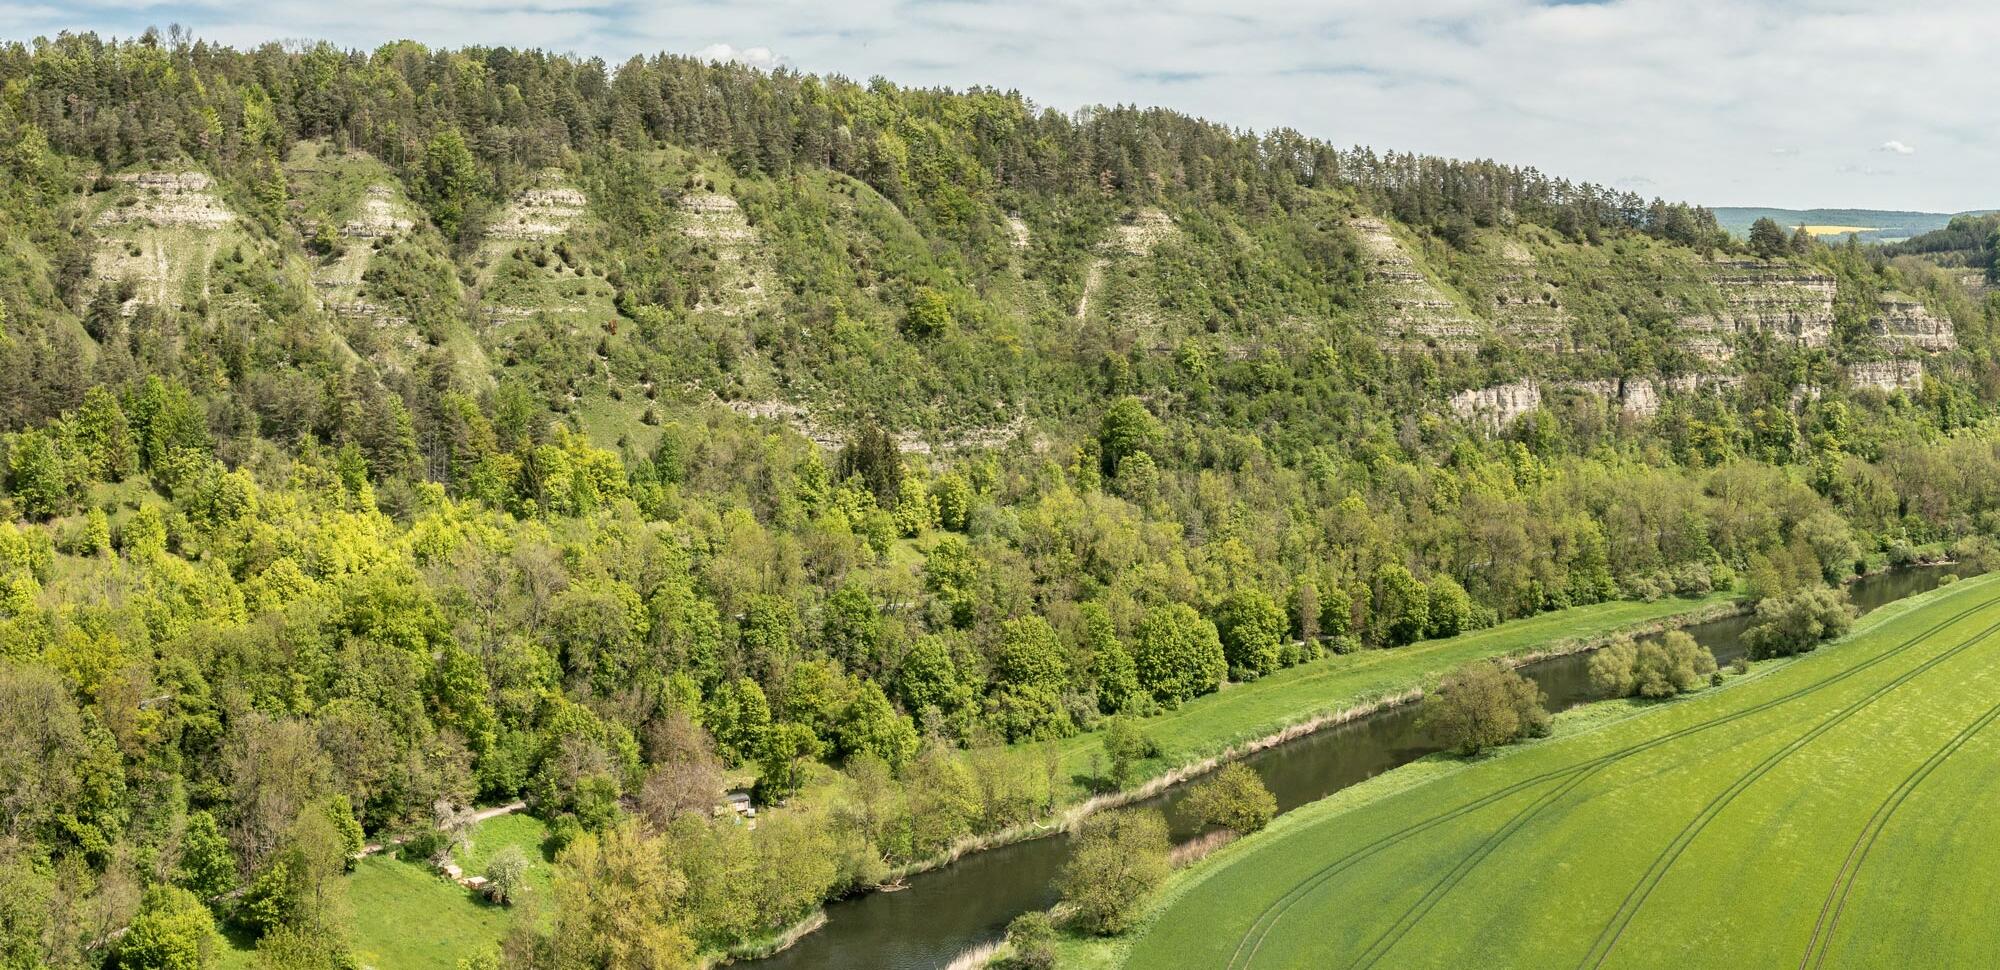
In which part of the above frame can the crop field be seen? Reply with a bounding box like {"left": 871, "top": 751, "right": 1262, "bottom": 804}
{"left": 1117, "top": 574, "right": 2000, "bottom": 969}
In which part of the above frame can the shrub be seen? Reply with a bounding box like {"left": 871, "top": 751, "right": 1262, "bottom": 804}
{"left": 1002, "top": 912, "right": 1057, "bottom": 970}
{"left": 1746, "top": 586, "right": 1854, "bottom": 659}
{"left": 1591, "top": 632, "right": 1715, "bottom": 698}
{"left": 1100, "top": 715, "right": 1157, "bottom": 790}
{"left": 1586, "top": 636, "right": 1638, "bottom": 697}
{"left": 483, "top": 844, "right": 531, "bottom": 905}
{"left": 1421, "top": 661, "right": 1548, "bottom": 756}
{"left": 1057, "top": 809, "right": 1169, "bottom": 935}
{"left": 1183, "top": 763, "right": 1276, "bottom": 835}
{"left": 1632, "top": 632, "right": 1717, "bottom": 697}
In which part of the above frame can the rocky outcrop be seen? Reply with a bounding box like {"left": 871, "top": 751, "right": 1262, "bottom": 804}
{"left": 1848, "top": 360, "right": 1924, "bottom": 394}
{"left": 1662, "top": 373, "right": 1745, "bottom": 395}
{"left": 680, "top": 189, "right": 771, "bottom": 316}
{"left": 1488, "top": 241, "right": 1571, "bottom": 351}
{"left": 1113, "top": 208, "right": 1176, "bottom": 256}
{"left": 1076, "top": 209, "right": 1177, "bottom": 322}
{"left": 1620, "top": 378, "right": 1661, "bottom": 417}
{"left": 92, "top": 171, "right": 237, "bottom": 310}
{"left": 1354, "top": 217, "right": 1484, "bottom": 352}
{"left": 340, "top": 185, "right": 414, "bottom": 239}
{"left": 1557, "top": 377, "right": 1663, "bottom": 418}
{"left": 1005, "top": 214, "right": 1031, "bottom": 250}
{"left": 1677, "top": 260, "right": 1835, "bottom": 362}
{"left": 1451, "top": 380, "right": 1541, "bottom": 428}
{"left": 95, "top": 172, "right": 235, "bottom": 228}
{"left": 487, "top": 170, "right": 586, "bottom": 241}
{"left": 1871, "top": 295, "right": 1955, "bottom": 352}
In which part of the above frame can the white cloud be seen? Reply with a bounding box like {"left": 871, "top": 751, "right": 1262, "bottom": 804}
{"left": 1880, "top": 140, "right": 1917, "bottom": 155}
{"left": 692, "top": 43, "right": 785, "bottom": 70}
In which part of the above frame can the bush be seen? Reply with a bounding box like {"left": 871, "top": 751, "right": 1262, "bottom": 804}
{"left": 1591, "top": 632, "right": 1716, "bottom": 698}
{"left": 1586, "top": 636, "right": 1638, "bottom": 697}
{"left": 1420, "top": 661, "right": 1548, "bottom": 756}
{"left": 483, "top": 845, "right": 531, "bottom": 905}
{"left": 1057, "top": 809, "right": 1170, "bottom": 935}
{"left": 1100, "top": 715, "right": 1157, "bottom": 790}
{"left": 1002, "top": 912, "right": 1057, "bottom": 969}
{"left": 1746, "top": 586, "right": 1854, "bottom": 659}
{"left": 1183, "top": 763, "right": 1276, "bottom": 835}
{"left": 1632, "top": 632, "right": 1717, "bottom": 697}
{"left": 398, "top": 828, "right": 452, "bottom": 864}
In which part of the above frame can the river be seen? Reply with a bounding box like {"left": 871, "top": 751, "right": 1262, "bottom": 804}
{"left": 748, "top": 564, "right": 1967, "bottom": 970}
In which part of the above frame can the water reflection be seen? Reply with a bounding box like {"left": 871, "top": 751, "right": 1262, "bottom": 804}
{"left": 751, "top": 565, "right": 1966, "bottom": 970}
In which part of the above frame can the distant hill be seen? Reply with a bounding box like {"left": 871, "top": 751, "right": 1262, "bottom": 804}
{"left": 1713, "top": 207, "right": 1991, "bottom": 243}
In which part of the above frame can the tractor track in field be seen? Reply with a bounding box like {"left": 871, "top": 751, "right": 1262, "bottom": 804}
{"left": 1798, "top": 694, "right": 2000, "bottom": 969}
{"left": 1576, "top": 616, "right": 2000, "bottom": 969}
{"left": 1224, "top": 585, "right": 2000, "bottom": 970}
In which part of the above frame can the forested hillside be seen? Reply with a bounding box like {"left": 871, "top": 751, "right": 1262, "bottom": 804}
{"left": 4, "top": 30, "right": 2000, "bottom": 970}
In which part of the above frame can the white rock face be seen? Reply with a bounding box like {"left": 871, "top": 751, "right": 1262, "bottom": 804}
{"left": 92, "top": 171, "right": 236, "bottom": 310}
{"left": 1848, "top": 360, "right": 1924, "bottom": 394}
{"left": 487, "top": 170, "right": 586, "bottom": 241}
{"left": 1620, "top": 378, "right": 1661, "bottom": 417}
{"left": 95, "top": 172, "right": 235, "bottom": 228}
{"left": 1871, "top": 295, "right": 1955, "bottom": 352}
{"left": 1005, "top": 214, "right": 1031, "bottom": 250}
{"left": 1113, "top": 208, "right": 1176, "bottom": 256}
{"left": 680, "top": 189, "right": 770, "bottom": 316}
{"left": 1354, "top": 216, "right": 1484, "bottom": 352}
{"left": 341, "top": 185, "right": 414, "bottom": 238}
{"left": 1451, "top": 380, "right": 1542, "bottom": 428}
{"left": 1662, "top": 373, "right": 1744, "bottom": 395}
{"left": 1678, "top": 260, "right": 1835, "bottom": 361}
{"left": 1075, "top": 209, "right": 1178, "bottom": 322}
{"left": 1559, "top": 378, "right": 1663, "bottom": 417}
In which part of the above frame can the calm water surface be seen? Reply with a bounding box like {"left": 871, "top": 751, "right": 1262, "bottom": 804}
{"left": 751, "top": 565, "right": 1968, "bottom": 970}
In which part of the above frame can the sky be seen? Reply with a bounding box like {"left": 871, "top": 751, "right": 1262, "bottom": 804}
{"left": 6, "top": 0, "right": 1995, "bottom": 212}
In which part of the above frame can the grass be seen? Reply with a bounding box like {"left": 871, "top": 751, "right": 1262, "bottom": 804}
{"left": 219, "top": 813, "right": 552, "bottom": 970}
{"left": 1008, "top": 589, "right": 1741, "bottom": 810}
{"left": 1107, "top": 572, "right": 2000, "bottom": 969}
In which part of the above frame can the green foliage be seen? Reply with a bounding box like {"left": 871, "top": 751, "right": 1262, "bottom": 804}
{"left": 1747, "top": 585, "right": 1855, "bottom": 658}
{"left": 1183, "top": 762, "right": 1277, "bottom": 835}
{"left": 116, "top": 885, "right": 221, "bottom": 970}
{"left": 1001, "top": 911, "right": 1058, "bottom": 970}
{"left": 175, "top": 811, "right": 238, "bottom": 903}
{"left": 1058, "top": 808, "right": 1170, "bottom": 936}
{"left": 5, "top": 429, "right": 66, "bottom": 520}
{"left": 1099, "top": 715, "right": 1154, "bottom": 789}
{"left": 1097, "top": 396, "right": 1162, "bottom": 477}
{"left": 482, "top": 845, "right": 530, "bottom": 905}
{"left": 1420, "top": 660, "right": 1549, "bottom": 756}
{"left": 1372, "top": 564, "right": 1430, "bottom": 648}
{"left": 420, "top": 129, "right": 480, "bottom": 239}
{"left": 1589, "top": 631, "right": 1717, "bottom": 698}
{"left": 1134, "top": 603, "right": 1227, "bottom": 704}
{"left": 1214, "top": 588, "right": 1287, "bottom": 679}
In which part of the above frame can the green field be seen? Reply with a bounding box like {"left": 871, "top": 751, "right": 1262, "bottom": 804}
{"left": 220, "top": 814, "right": 553, "bottom": 970}
{"left": 1011, "top": 590, "right": 1739, "bottom": 810}
{"left": 1109, "top": 573, "right": 2000, "bottom": 969}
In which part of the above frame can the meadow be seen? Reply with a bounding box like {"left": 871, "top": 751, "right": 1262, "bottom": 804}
{"left": 1111, "top": 572, "right": 2000, "bottom": 969}
{"left": 991, "top": 590, "right": 1740, "bottom": 810}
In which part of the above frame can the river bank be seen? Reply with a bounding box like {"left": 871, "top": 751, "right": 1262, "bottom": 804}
{"left": 744, "top": 589, "right": 1748, "bottom": 965}
{"left": 746, "top": 564, "right": 1969, "bottom": 969}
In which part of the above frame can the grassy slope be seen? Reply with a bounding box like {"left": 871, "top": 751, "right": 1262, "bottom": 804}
{"left": 220, "top": 814, "right": 553, "bottom": 970}
{"left": 1008, "top": 590, "right": 1739, "bottom": 811}
{"left": 1108, "top": 572, "right": 2000, "bottom": 970}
